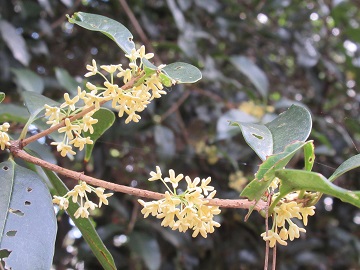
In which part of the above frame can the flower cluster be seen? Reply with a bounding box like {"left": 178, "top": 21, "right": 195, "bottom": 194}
{"left": 44, "top": 45, "right": 169, "bottom": 157}
{"left": 0, "top": 122, "right": 10, "bottom": 150}
{"left": 228, "top": 170, "right": 248, "bottom": 192}
{"left": 195, "top": 141, "right": 219, "bottom": 165}
{"left": 52, "top": 181, "right": 113, "bottom": 219}
{"left": 138, "top": 167, "right": 221, "bottom": 238}
{"left": 261, "top": 197, "right": 315, "bottom": 248}
{"left": 239, "top": 100, "right": 274, "bottom": 119}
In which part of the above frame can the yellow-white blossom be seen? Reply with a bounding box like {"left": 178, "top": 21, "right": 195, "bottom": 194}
{"left": 52, "top": 181, "right": 113, "bottom": 219}
{"left": 0, "top": 123, "right": 11, "bottom": 150}
{"left": 138, "top": 168, "right": 221, "bottom": 238}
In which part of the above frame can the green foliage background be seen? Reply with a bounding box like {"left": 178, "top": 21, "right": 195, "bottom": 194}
{"left": 0, "top": 0, "right": 359, "bottom": 269}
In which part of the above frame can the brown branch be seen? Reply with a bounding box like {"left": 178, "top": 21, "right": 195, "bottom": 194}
{"left": 10, "top": 140, "right": 266, "bottom": 212}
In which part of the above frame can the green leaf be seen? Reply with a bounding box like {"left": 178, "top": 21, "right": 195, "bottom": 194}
{"left": 20, "top": 92, "right": 60, "bottom": 140}
{"left": 0, "top": 20, "right": 30, "bottom": 66}
{"left": 241, "top": 141, "right": 311, "bottom": 201}
{"left": 55, "top": 67, "right": 79, "bottom": 95}
{"left": 0, "top": 104, "right": 29, "bottom": 123}
{"left": 304, "top": 142, "right": 315, "bottom": 171}
{"left": 68, "top": 12, "right": 135, "bottom": 54}
{"left": 0, "top": 92, "right": 5, "bottom": 104}
{"left": 230, "top": 55, "right": 268, "bottom": 98}
{"left": 0, "top": 160, "right": 57, "bottom": 269}
{"left": 162, "top": 62, "right": 202, "bottom": 84}
{"left": 22, "top": 91, "right": 59, "bottom": 117}
{"left": 11, "top": 68, "right": 44, "bottom": 94}
{"left": 128, "top": 232, "right": 161, "bottom": 270}
{"left": 329, "top": 154, "right": 360, "bottom": 182}
{"left": 230, "top": 122, "right": 273, "bottom": 161}
{"left": 276, "top": 169, "right": 360, "bottom": 208}
{"left": 42, "top": 168, "right": 116, "bottom": 270}
{"left": 266, "top": 105, "right": 312, "bottom": 154}
{"left": 84, "top": 108, "right": 115, "bottom": 161}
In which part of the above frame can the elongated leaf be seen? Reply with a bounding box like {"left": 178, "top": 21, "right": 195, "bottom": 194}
{"left": 230, "top": 122, "right": 273, "bottom": 161}
{"left": 241, "top": 141, "right": 311, "bottom": 201}
{"left": 68, "top": 12, "right": 135, "bottom": 54}
{"left": 162, "top": 62, "right": 202, "bottom": 84}
{"left": 55, "top": 67, "right": 79, "bottom": 95}
{"left": 0, "top": 92, "right": 5, "bottom": 104}
{"left": 11, "top": 68, "right": 44, "bottom": 94}
{"left": 0, "top": 104, "right": 29, "bottom": 123}
{"left": 329, "top": 154, "right": 360, "bottom": 182}
{"left": 0, "top": 20, "right": 30, "bottom": 66}
{"left": 0, "top": 160, "right": 57, "bottom": 270}
{"left": 230, "top": 55, "right": 268, "bottom": 98}
{"left": 266, "top": 105, "right": 312, "bottom": 154}
{"left": 84, "top": 108, "right": 115, "bottom": 161}
{"left": 276, "top": 169, "right": 360, "bottom": 208}
{"left": 43, "top": 168, "right": 116, "bottom": 270}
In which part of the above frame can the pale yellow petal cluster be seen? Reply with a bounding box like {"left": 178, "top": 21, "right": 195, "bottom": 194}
{"left": 0, "top": 122, "right": 11, "bottom": 150}
{"left": 261, "top": 195, "right": 316, "bottom": 248}
{"left": 44, "top": 45, "right": 170, "bottom": 158}
{"left": 52, "top": 181, "right": 113, "bottom": 219}
{"left": 138, "top": 167, "right": 221, "bottom": 238}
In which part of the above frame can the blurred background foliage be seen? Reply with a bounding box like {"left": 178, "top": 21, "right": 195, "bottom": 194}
{"left": 0, "top": 0, "right": 360, "bottom": 269}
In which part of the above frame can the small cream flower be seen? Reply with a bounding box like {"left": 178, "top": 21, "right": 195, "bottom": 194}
{"left": 164, "top": 169, "right": 184, "bottom": 189}
{"left": 52, "top": 196, "right": 69, "bottom": 210}
{"left": 139, "top": 45, "right": 154, "bottom": 60}
{"left": 60, "top": 93, "right": 79, "bottom": 111}
{"left": 58, "top": 118, "right": 81, "bottom": 140}
{"left": 74, "top": 206, "right": 89, "bottom": 218}
{"left": 95, "top": 187, "right": 113, "bottom": 207}
{"left": 300, "top": 206, "right": 315, "bottom": 226}
{"left": 51, "top": 142, "right": 76, "bottom": 157}
{"left": 261, "top": 230, "right": 288, "bottom": 248}
{"left": 85, "top": 59, "right": 98, "bottom": 77}
{"left": 148, "top": 166, "right": 162, "bottom": 181}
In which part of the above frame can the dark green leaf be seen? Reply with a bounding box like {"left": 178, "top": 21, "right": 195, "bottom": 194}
{"left": 329, "top": 154, "right": 360, "bottom": 182}
{"left": 128, "top": 232, "right": 161, "bottom": 270}
{"left": 55, "top": 67, "right": 79, "bottom": 95}
{"left": 84, "top": 108, "right": 115, "bottom": 161}
{"left": 11, "top": 68, "right": 44, "bottom": 94}
{"left": 0, "top": 92, "right": 5, "bottom": 104}
{"left": 241, "top": 141, "right": 311, "bottom": 201}
{"left": 68, "top": 12, "right": 135, "bottom": 54}
{"left": 0, "top": 160, "right": 57, "bottom": 269}
{"left": 43, "top": 168, "right": 116, "bottom": 270}
{"left": 0, "top": 20, "right": 30, "bottom": 66}
{"left": 162, "top": 62, "right": 202, "bottom": 84}
{"left": 230, "top": 55, "right": 268, "bottom": 98}
{"left": 230, "top": 122, "right": 273, "bottom": 161}
{"left": 266, "top": 105, "right": 312, "bottom": 154}
{"left": 276, "top": 169, "right": 360, "bottom": 208}
{"left": 0, "top": 104, "right": 29, "bottom": 123}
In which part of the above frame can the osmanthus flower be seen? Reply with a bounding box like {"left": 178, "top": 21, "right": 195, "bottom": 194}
{"left": 261, "top": 193, "right": 316, "bottom": 248}
{"left": 0, "top": 122, "right": 11, "bottom": 150}
{"left": 44, "top": 45, "right": 171, "bottom": 158}
{"left": 52, "top": 181, "right": 113, "bottom": 219}
{"left": 138, "top": 167, "right": 221, "bottom": 238}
